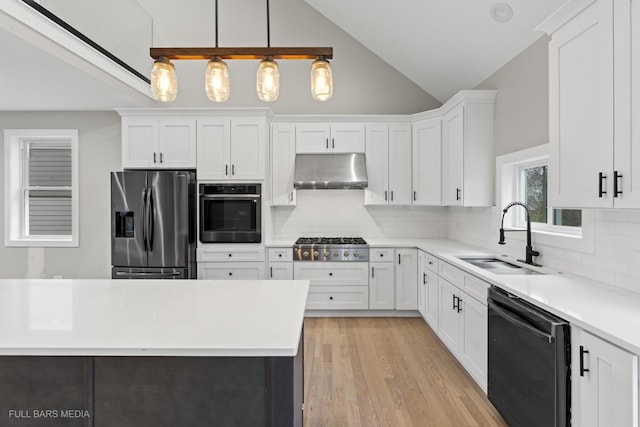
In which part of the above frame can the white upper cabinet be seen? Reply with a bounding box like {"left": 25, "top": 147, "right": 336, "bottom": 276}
{"left": 539, "top": 0, "right": 640, "bottom": 208}
{"left": 271, "top": 124, "right": 296, "bottom": 206}
{"left": 121, "top": 117, "right": 196, "bottom": 169}
{"left": 412, "top": 116, "right": 442, "bottom": 206}
{"left": 441, "top": 91, "right": 496, "bottom": 207}
{"left": 295, "top": 123, "right": 365, "bottom": 153}
{"left": 365, "top": 124, "right": 412, "bottom": 205}
{"left": 197, "top": 117, "right": 266, "bottom": 181}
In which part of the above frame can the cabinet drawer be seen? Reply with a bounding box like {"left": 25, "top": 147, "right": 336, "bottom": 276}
{"left": 426, "top": 253, "right": 439, "bottom": 272}
{"left": 306, "top": 286, "right": 369, "bottom": 310}
{"left": 197, "top": 247, "right": 265, "bottom": 262}
{"left": 293, "top": 263, "right": 368, "bottom": 286}
{"left": 197, "top": 262, "right": 265, "bottom": 280}
{"left": 439, "top": 261, "right": 463, "bottom": 285}
{"left": 267, "top": 248, "right": 293, "bottom": 262}
{"left": 463, "top": 274, "right": 489, "bottom": 304}
{"left": 370, "top": 248, "right": 394, "bottom": 262}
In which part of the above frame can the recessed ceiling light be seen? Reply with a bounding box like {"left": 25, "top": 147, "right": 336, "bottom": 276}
{"left": 490, "top": 2, "right": 514, "bottom": 23}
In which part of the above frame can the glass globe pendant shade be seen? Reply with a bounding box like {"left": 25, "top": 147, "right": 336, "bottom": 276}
{"left": 205, "top": 57, "right": 230, "bottom": 102}
{"left": 310, "top": 58, "right": 333, "bottom": 101}
{"left": 256, "top": 57, "right": 279, "bottom": 102}
{"left": 150, "top": 57, "right": 178, "bottom": 102}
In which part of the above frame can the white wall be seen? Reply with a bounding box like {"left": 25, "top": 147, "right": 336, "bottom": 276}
{"left": 451, "top": 38, "right": 640, "bottom": 293}
{"left": 0, "top": 112, "right": 121, "bottom": 278}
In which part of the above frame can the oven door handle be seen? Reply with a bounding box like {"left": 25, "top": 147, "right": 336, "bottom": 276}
{"left": 488, "top": 299, "right": 555, "bottom": 344}
{"left": 200, "top": 194, "right": 261, "bottom": 199}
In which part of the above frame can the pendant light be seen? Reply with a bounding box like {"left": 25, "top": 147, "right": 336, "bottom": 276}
{"left": 311, "top": 57, "right": 333, "bottom": 101}
{"left": 256, "top": 0, "right": 279, "bottom": 102}
{"left": 150, "top": 56, "right": 178, "bottom": 102}
{"left": 149, "top": 0, "right": 333, "bottom": 103}
{"left": 205, "top": 0, "right": 230, "bottom": 102}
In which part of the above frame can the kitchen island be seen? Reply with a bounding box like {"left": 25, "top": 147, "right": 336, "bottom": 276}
{"left": 0, "top": 279, "right": 309, "bottom": 427}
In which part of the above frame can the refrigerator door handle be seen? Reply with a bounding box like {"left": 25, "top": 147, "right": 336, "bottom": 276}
{"left": 141, "top": 188, "right": 148, "bottom": 251}
{"left": 115, "top": 271, "right": 182, "bottom": 278}
{"left": 147, "top": 188, "right": 155, "bottom": 252}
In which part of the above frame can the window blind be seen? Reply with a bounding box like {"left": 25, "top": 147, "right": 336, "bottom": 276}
{"left": 26, "top": 145, "right": 72, "bottom": 236}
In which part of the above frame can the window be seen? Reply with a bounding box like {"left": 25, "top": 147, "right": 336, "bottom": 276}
{"left": 4, "top": 130, "right": 79, "bottom": 247}
{"left": 516, "top": 161, "right": 582, "bottom": 235}
{"left": 497, "top": 144, "right": 594, "bottom": 253}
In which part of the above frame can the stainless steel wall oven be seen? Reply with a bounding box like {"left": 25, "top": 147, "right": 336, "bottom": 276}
{"left": 199, "top": 183, "right": 261, "bottom": 243}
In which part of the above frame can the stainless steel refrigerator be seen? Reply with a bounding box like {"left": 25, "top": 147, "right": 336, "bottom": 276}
{"left": 111, "top": 170, "right": 196, "bottom": 279}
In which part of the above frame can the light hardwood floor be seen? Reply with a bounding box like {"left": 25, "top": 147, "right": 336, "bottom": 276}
{"left": 303, "top": 317, "right": 508, "bottom": 427}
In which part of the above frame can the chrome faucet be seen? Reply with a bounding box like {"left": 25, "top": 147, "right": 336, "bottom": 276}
{"left": 499, "top": 201, "right": 541, "bottom": 266}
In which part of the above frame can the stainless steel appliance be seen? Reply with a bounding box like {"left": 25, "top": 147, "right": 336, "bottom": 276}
{"left": 293, "top": 237, "right": 369, "bottom": 261}
{"left": 111, "top": 171, "right": 196, "bottom": 279}
{"left": 293, "top": 153, "right": 368, "bottom": 189}
{"left": 487, "top": 285, "right": 570, "bottom": 427}
{"left": 199, "top": 183, "right": 261, "bottom": 243}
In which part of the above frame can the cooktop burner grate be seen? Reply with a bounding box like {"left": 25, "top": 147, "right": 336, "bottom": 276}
{"left": 294, "top": 237, "right": 367, "bottom": 245}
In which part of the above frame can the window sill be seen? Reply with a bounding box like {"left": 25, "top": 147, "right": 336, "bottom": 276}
{"left": 5, "top": 237, "right": 78, "bottom": 248}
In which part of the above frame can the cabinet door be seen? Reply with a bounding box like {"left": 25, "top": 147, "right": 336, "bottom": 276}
{"left": 459, "top": 295, "right": 487, "bottom": 391}
{"left": 573, "top": 328, "right": 638, "bottom": 427}
{"left": 122, "top": 120, "right": 158, "bottom": 168}
{"left": 197, "top": 119, "right": 230, "bottom": 180}
{"left": 369, "top": 262, "right": 394, "bottom": 310}
{"left": 388, "top": 124, "right": 412, "bottom": 205}
{"left": 364, "top": 125, "right": 389, "bottom": 205}
{"left": 417, "top": 251, "right": 427, "bottom": 318}
{"left": 157, "top": 120, "right": 197, "bottom": 169}
{"left": 548, "top": 0, "right": 614, "bottom": 208}
{"left": 271, "top": 124, "right": 296, "bottom": 206}
{"left": 268, "top": 263, "right": 293, "bottom": 280}
{"left": 438, "top": 278, "right": 462, "bottom": 354}
{"left": 331, "top": 123, "right": 365, "bottom": 153}
{"left": 230, "top": 119, "right": 265, "bottom": 180}
{"left": 295, "top": 124, "right": 330, "bottom": 153}
{"left": 424, "top": 269, "right": 439, "bottom": 332}
{"left": 395, "top": 249, "right": 417, "bottom": 310}
{"left": 412, "top": 117, "right": 442, "bottom": 206}
{"left": 442, "top": 104, "right": 464, "bottom": 206}
{"left": 617, "top": 0, "right": 639, "bottom": 208}
{"left": 197, "top": 262, "right": 265, "bottom": 280}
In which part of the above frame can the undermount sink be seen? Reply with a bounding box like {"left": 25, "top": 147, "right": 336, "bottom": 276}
{"left": 457, "top": 257, "right": 543, "bottom": 275}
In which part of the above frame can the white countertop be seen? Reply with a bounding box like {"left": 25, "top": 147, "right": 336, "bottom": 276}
{"left": 404, "top": 239, "right": 640, "bottom": 355}
{"left": 0, "top": 279, "right": 309, "bottom": 357}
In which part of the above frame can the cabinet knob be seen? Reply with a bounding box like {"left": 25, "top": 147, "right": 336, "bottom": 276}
{"left": 329, "top": 296, "right": 333, "bottom": 300}
{"left": 228, "top": 253, "right": 232, "bottom": 257}
{"left": 329, "top": 272, "right": 333, "bottom": 276}
{"left": 228, "top": 272, "right": 233, "bottom": 276}
{"left": 380, "top": 253, "right": 384, "bottom": 257}
{"left": 278, "top": 253, "right": 283, "bottom": 258}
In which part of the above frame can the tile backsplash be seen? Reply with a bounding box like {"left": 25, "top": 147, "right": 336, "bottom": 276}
{"left": 269, "top": 190, "right": 449, "bottom": 240}
{"left": 448, "top": 207, "right": 640, "bottom": 293}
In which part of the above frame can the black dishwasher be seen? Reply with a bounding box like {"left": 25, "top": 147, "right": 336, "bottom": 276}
{"left": 487, "top": 286, "right": 570, "bottom": 427}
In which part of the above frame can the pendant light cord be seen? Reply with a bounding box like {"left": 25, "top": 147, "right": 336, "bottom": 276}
{"left": 266, "top": 0, "right": 271, "bottom": 48}
{"left": 215, "top": 0, "right": 219, "bottom": 48}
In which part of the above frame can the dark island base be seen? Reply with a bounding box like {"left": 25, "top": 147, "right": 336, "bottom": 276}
{"left": 0, "top": 338, "right": 303, "bottom": 427}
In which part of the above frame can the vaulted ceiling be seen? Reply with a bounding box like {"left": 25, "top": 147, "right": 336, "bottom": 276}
{"left": 0, "top": 0, "right": 566, "bottom": 110}
{"left": 304, "top": 0, "right": 566, "bottom": 102}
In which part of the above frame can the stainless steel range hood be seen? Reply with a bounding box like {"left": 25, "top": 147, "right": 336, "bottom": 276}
{"left": 293, "top": 153, "right": 368, "bottom": 189}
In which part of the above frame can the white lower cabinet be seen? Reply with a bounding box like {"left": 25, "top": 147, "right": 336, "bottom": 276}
{"left": 369, "top": 260, "right": 395, "bottom": 310}
{"left": 424, "top": 266, "right": 439, "bottom": 332}
{"left": 197, "top": 246, "right": 266, "bottom": 280}
{"left": 571, "top": 326, "right": 639, "bottom": 427}
{"left": 198, "top": 262, "right": 265, "bottom": 280}
{"left": 267, "top": 248, "right": 293, "bottom": 280}
{"left": 294, "top": 262, "right": 369, "bottom": 310}
{"left": 437, "top": 262, "right": 488, "bottom": 390}
{"left": 395, "top": 249, "right": 418, "bottom": 310}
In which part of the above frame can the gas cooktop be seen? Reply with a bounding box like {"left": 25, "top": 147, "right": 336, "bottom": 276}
{"left": 293, "top": 237, "right": 369, "bottom": 261}
{"left": 294, "top": 237, "right": 367, "bottom": 245}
